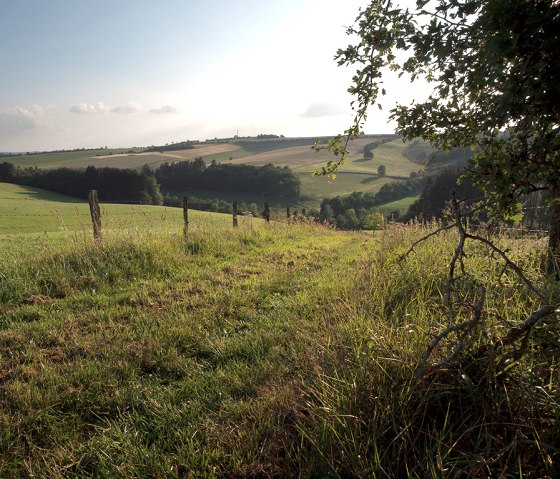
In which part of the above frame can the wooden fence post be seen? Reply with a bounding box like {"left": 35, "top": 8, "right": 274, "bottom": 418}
{"left": 183, "top": 195, "right": 189, "bottom": 238}
{"left": 263, "top": 202, "right": 270, "bottom": 223}
{"left": 233, "top": 201, "right": 238, "bottom": 228}
{"left": 88, "top": 189, "right": 102, "bottom": 240}
{"left": 286, "top": 206, "right": 291, "bottom": 224}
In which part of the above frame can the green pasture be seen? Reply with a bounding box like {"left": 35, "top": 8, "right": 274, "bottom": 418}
{"left": 297, "top": 170, "right": 396, "bottom": 204}
{"left": 0, "top": 149, "right": 136, "bottom": 168}
{"left": 294, "top": 138, "right": 423, "bottom": 206}
{"left": 378, "top": 195, "right": 420, "bottom": 215}
{"left": 0, "top": 182, "right": 238, "bottom": 237}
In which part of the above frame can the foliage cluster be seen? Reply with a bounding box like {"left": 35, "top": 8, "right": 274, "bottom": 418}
{"left": 143, "top": 140, "right": 195, "bottom": 153}
{"left": 154, "top": 158, "right": 301, "bottom": 199}
{"left": 0, "top": 162, "right": 163, "bottom": 205}
{"left": 402, "top": 168, "right": 550, "bottom": 228}
{"left": 318, "top": 177, "right": 423, "bottom": 228}
{"left": 255, "top": 134, "right": 283, "bottom": 139}
{"left": 404, "top": 168, "right": 482, "bottom": 221}
{"left": 333, "top": 0, "right": 559, "bottom": 255}
{"left": 162, "top": 192, "right": 260, "bottom": 216}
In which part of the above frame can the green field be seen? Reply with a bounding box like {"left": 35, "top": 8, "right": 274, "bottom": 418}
{"left": 0, "top": 149, "right": 136, "bottom": 168}
{"left": 0, "top": 182, "right": 239, "bottom": 237}
{"left": 378, "top": 195, "right": 419, "bottom": 215}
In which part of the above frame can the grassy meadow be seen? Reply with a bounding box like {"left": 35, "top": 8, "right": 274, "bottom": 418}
{"left": 0, "top": 182, "right": 237, "bottom": 237}
{"left": 0, "top": 186, "right": 558, "bottom": 477}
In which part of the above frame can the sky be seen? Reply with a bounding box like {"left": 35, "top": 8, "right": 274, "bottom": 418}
{"left": 0, "top": 0, "right": 427, "bottom": 151}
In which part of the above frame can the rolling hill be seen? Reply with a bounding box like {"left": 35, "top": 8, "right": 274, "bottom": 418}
{"left": 1, "top": 135, "right": 469, "bottom": 210}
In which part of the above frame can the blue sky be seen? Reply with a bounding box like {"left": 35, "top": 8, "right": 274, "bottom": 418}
{"left": 0, "top": 0, "right": 425, "bottom": 151}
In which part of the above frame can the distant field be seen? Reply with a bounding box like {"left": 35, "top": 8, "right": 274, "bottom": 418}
{"left": 0, "top": 182, "right": 236, "bottom": 236}
{"left": 378, "top": 195, "right": 419, "bottom": 216}
{"left": 292, "top": 138, "right": 423, "bottom": 206}
{"left": 0, "top": 149, "right": 135, "bottom": 168}
{"left": 298, "top": 172, "right": 397, "bottom": 203}
{"left": 0, "top": 136, "right": 451, "bottom": 210}
{"left": 227, "top": 136, "right": 392, "bottom": 168}
{"left": 79, "top": 144, "right": 241, "bottom": 169}
{"left": 0, "top": 144, "right": 241, "bottom": 170}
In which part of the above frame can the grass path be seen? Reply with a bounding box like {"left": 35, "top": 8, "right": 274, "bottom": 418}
{"left": 0, "top": 226, "right": 377, "bottom": 477}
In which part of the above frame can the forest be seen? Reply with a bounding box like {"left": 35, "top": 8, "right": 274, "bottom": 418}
{"left": 0, "top": 158, "right": 301, "bottom": 205}
{"left": 154, "top": 158, "right": 300, "bottom": 199}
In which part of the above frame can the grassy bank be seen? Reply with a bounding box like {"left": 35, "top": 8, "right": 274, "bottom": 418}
{"left": 0, "top": 222, "right": 558, "bottom": 477}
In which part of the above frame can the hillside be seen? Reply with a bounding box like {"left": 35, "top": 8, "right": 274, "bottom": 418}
{"left": 1, "top": 135, "right": 470, "bottom": 210}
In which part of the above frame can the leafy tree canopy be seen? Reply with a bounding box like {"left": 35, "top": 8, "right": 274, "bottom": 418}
{"left": 326, "top": 0, "right": 559, "bottom": 246}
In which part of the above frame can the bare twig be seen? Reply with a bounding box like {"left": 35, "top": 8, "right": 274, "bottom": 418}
{"left": 498, "top": 305, "right": 556, "bottom": 348}
{"left": 398, "top": 224, "right": 455, "bottom": 262}
{"left": 464, "top": 232, "right": 546, "bottom": 302}
{"left": 445, "top": 196, "right": 468, "bottom": 316}
{"left": 415, "top": 287, "right": 486, "bottom": 378}
{"left": 414, "top": 319, "right": 477, "bottom": 378}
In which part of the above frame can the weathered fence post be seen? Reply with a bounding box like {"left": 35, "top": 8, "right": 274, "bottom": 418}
{"left": 88, "top": 189, "right": 102, "bottom": 240}
{"left": 182, "top": 195, "right": 189, "bottom": 239}
{"left": 263, "top": 202, "right": 270, "bottom": 223}
{"left": 233, "top": 201, "right": 238, "bottom": 228}
{"left": 286, "top": 206, "right": 291, "bottom": 224}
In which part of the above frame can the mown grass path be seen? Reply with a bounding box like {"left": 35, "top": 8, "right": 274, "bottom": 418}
{"left": 0, "top": 226, "right": 377, "bottom": 477}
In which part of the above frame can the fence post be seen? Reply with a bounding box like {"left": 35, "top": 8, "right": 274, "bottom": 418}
{"left": 263, "top": 202, "right": 270, "bottom": 223}
{"left": 286, "top": 206, "right": 291, "bottom": 224}
{"left": 182, "top": 195, "right": 189, "bottom": 239}
{"left": 88, "top": 189, "right": 102, "bottom": 240}
{"left": 233, "top": 201, "right": 238, "bottom": 228}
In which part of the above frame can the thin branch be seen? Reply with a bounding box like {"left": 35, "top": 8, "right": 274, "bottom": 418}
{"left": 414, "top": 318, "right": 477, "bottom": 378}
{"left": 497, "top": 305, "right": 556, "bottom": 348}
{"left": 464, "top": 232, "right": 546, "bottom": 302}
{"left": 415, "top": 286, "right": 486, "bottom": 377}
{"left": 398, "top": 224, "right": 455, "bottom": 262}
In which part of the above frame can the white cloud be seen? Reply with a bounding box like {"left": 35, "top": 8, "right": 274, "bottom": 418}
{"left": 70, "top": 102, "right": 110, "bottom": 114}
{"left": 112, "top": 101, "right": 143, "bottom": 114}
{"left": 0, "top": 104, "right": 46, "bottom": 133}
{"left": 301, "top": 102, "right": 345, "bottom": 118}
{"left": 150, "top": 105, "right": 180, "bottom": 115}
{"left": 12, "top": 103, "right": 45, "bottom": 119}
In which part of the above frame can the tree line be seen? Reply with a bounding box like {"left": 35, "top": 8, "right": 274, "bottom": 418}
{"left": 0, "top": 158, "right": 301, "bottom": 206}
{"left": 0, "top": 162, "right": 163, "bottom": 204}
{"left": 154, "top": 159, "right": 300, "bottom": 199}
{"left": 317, "top": 177, "right": 424, "bottom": 229}
{"left": 317, "top": 166, "right": 550, "bottom": 231}
{"left": 143, "top": 141, "right": 195, "bottom": 153}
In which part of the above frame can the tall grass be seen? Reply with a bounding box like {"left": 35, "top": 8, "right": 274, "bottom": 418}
{"left": 288, "top": 224, "right": 559, "bottom": 478}
{"left": 0, "top": 222, "right": 557, "bottom": 477}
